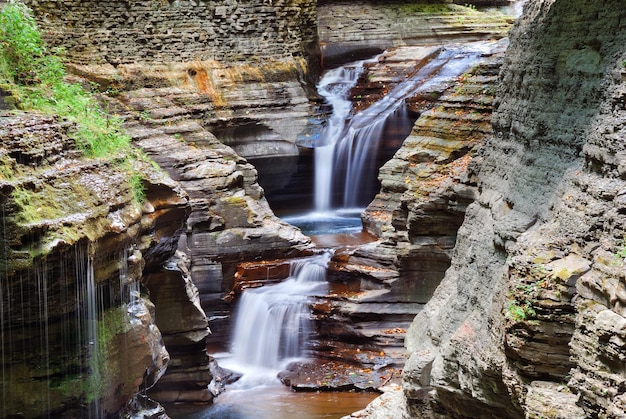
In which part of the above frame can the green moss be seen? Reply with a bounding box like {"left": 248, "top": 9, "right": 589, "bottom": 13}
{"left": 396, "top": 3, "right": 456, "bottom": 14}
{"left": 11, "top": 185, "right": 65, "bottom": 224}
{"left": 85, "top": 307, "right": 131, "bottom": 403}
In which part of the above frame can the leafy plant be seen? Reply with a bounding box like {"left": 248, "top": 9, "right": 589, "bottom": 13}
{"left": 0, "top": 3, "right": 132, "bottom": 159}
{"left": 0, "top": 3, "right": 155, "bottom": 205}
{"left": 507, "top": 299, "right": 536, "bottom": 322}
{"left": 128, "top": 173, "right": 146, "bottom": 204}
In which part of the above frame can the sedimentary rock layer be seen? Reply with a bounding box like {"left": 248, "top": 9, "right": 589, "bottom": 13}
{"left": 317, "top": 0, "right": 515, "bottom": 66}
{"left": 0, "top": 113, "right": 189, "bottom": 417}
{"left": 393, "top": 1, "right": 626, "bottom": 418}
{"left": 23, "top": 0, "right": 318, "bottom": 66}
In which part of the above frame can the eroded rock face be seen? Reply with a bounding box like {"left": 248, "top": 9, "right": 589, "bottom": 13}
{"left": 144, "top": 251, "right": 212, "bottom": 404}
{"left": 393, "top": 1, "right": 626, "bottom": 418}
{"left": 23, "top": 0, "right": 318, "bottom": 67}
{"left": 26, "top": 0, "right": 320, "bottom": 200}
{"left": 103, "top": 83, "right": 313, "bottom": 352}
{"left": 0, "top": 113, "right": 188, "bottom": 417}
{"left": 317, "top": 0, "right": 515, "bottom": 66}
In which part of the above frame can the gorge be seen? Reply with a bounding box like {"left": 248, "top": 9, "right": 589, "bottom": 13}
{"left": 1, "top": 0, "right": 626, "bottom": 418}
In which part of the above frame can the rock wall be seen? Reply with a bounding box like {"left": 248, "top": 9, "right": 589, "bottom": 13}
{"left": 317, "top": 0, "right": 515, "bottom": 66}
{"left": 95, "top": 79, "right": 313, "bottom": 353}
{"left": 390, "top": 1, "right": 626, "bottom": 418}
{"left": 0, "top": 112, "right": 191, "bottom": 417}
{"left": 23, "top": 0, "right": 317, "bottom": 66}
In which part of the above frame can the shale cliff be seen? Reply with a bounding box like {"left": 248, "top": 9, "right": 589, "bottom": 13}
{"left": 0, "top": 112, "right": 193, "bottom": 417}
{"left": 357, "top": 1, "right": 626, "bottom": 417}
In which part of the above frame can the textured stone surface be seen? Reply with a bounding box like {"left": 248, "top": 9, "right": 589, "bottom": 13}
{"left": 24, "top": 0, "right": 318, "bottom": 66}
{"left": 144, "top": 251, "right": 212, "bottom": 404}
{"left": 317, "top": 0, "right": 516, "bottom": 66}
{"left": 105, "top": 84, "right": 313, "bottom": 351}
{"left": 0, "top": 113, "right": 188, "bottom": 417}
{"left": 389, "top": 1, "right": 626, "bottom": 418}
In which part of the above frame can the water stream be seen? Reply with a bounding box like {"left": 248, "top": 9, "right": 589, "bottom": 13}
{"left": 291, "top": 42, "right": 494, "bottom": 236}
{"left": 195, "top": 41, "right": 500, "bottom": 419}
{"left": 230, "top": 253, "right": 330, "bottom": 371}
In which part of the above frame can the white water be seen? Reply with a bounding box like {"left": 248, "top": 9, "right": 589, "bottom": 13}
{"left": 314, "top": 57, "right": 378, "bottom": 212}
{"left": 224, "top": 253, "right": 330, "bottom": 386}
{"left": 314, "top": 43, "right": 493, "bottom": 213}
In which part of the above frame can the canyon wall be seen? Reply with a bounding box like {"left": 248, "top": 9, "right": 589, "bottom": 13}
{"left": 21, "top": 0, "right": 317, "bottom": 352}
{"left": 24, "top": 0, "right": 320, "bottom": 202}
{"left": 363, "top": 0, "right": 626, "bottom": 417}
{"left": 317, "top": 0, "right": 515, "bottom": 66}
{"left": 0, "top": 112, "right": 194, "bottom": 417}
{"left": 22, "top": 0, "right": 318, "bottom": 66}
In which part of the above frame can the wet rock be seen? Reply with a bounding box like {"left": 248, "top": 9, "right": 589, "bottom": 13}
{"left": 0, "top": 113, "right": 187, "bottom": 417}
{"left": 279, "top": 356, "right": 398, "bottom": 392}
{"left": 145, "top": 251, "right": 212, "bottom": 404}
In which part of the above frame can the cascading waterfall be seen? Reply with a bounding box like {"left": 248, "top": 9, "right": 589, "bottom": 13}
{"left": 314, "top": 44, "right": 492, "bottom": 213}
{"left": 314, "top": 58, "right": 378, "bottom": 212}
{"left": 230, "top": 253, "right": 331, "bottom": 372}
{"left": 75, "top": 243, "right": 103, "bottom": 418}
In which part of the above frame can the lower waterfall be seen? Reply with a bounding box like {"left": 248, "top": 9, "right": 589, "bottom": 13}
{"left": 230, "top": 253, "right": 330, "bottom": 370}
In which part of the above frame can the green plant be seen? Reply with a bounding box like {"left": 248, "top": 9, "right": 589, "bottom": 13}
{"left": 128, "top": 173, "right": 146, "bottom": 204}
{"left": 0, "top": 3, "right": 131, "bottom": 159}
{"left": 0, "top": 2, "right": 63, "bottom": 86}
{"left": 0, "top": 3, "right": 155, "bottom": 206}
{"left": 507, "top": 299, "right": 536, "bottom": 322}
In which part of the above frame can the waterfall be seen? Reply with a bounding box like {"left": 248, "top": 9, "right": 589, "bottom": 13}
{"left": 75, "top": 243, "right": 104, "bottom": 419}
{"left": 314, "top": 57, "right": 378, "bottom": 213}
{"left": 314, "top": 44, "right": 491, "bottom": 212}
{"left": 230, "top": 253, "right": 330, "bottom": 371}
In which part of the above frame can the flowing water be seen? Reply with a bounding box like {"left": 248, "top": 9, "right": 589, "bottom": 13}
{"left": 185, "top": 253, "right": 368, "bottom": 419}
{"left": 293, "top": 42, "right": 495, "bottom": 236}
{"left": 230, "top": 253, "right": 330, "bottom": 370}
{"left": 0, "top": 240, "right": 142, "bottom": 418}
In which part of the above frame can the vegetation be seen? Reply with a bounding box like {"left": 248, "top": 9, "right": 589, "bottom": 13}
{"left": 0, "top": 2, "right": 148, "bottom": 198}
{"left": 506, "top": 299, "right": 536, "bottom": 322}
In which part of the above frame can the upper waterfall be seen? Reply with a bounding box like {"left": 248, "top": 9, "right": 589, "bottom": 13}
{"left": 313, "top": 43, "right": 494, "bottom": 214}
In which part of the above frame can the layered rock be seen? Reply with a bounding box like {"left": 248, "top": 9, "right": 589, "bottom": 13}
{"left": 144, "top": 251, "right": 212, "bottom": 404}
{"left": 14, "top": 0, "right": 316, "bottom": 409}
{"left": 23, "top": 0, "right": 318, "bottom": 67}
{"left": 25, "top": 0, "right": 320, "bottom": 200}
{"left": 317, "top": 0, "right": 516, "bottom": 66}
{"left": 93, "top": 80, "right": 313, "bottom": 353}
{"left": 0, "top": 112, "right": 188, "bottom": 417}
{"left": 383, "top": 1, "right": 626, "bottom": 418}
